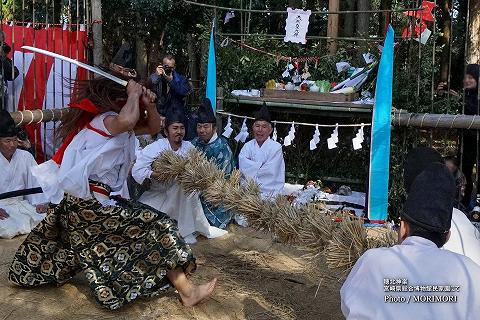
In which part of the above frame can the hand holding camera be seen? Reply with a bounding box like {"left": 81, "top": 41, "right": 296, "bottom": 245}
{"left": 156, "top": 65, "right": 174, "bottom": 81}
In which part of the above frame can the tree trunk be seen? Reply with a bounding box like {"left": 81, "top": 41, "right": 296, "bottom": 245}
{"left": 91, "top": 0, "right": 103, "bottom": 66}
{"left": 438, "top": 0, "right": 452, "bottom": 82}
{"left": 467, "top": 0, "right": 480, "bottom": 64}
{"left": 343, "top": 0, "right": 355, "bottom": 37}
{"left": 327, "top": 0, "right": 339, "bottom": 55}
{"left": 356, "top": 0, "right": 370, "bottom": 38}
{"left": 187, "top": 34, "right": 199, "bottom": 91}
{"left": 378, "top": 0, "right": 392, "bottom": 36}
{"left": 135, "top": 37, "right": 147, "bottom": 78}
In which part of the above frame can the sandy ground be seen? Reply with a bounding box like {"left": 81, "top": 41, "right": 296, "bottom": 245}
{"left": 0, "top": 226, "right": 344, "bottom": 320}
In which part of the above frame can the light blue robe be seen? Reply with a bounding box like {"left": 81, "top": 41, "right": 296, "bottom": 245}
{"left": 191, "top": 133, "right": 235, "bottom": 229}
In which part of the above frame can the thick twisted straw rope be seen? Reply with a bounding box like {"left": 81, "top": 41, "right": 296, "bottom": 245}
{"left": 152, "top": 149, "right": 397, "bottom": 273}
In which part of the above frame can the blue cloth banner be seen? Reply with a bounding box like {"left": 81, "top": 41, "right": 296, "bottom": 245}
{"left": 206, "top": 22, "right": 217, "bottom": 111}
{"left": 368, "top": 25, "right": 395, "bottom": 223}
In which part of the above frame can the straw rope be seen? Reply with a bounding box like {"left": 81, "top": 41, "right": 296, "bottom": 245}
{"left": 152, "top": 148, "right": 397, "bottom": 273}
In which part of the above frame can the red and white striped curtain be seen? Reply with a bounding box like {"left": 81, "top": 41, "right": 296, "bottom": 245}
{"left": 3, "top": 24, "right": 88, "bottom": 162}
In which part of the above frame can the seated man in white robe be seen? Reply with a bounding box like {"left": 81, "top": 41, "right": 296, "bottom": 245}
{"left": 341, "top": 163, "right": 480, "bottom": 319}
{"left": 239, "top": 104, "right": 285, "bottom": 199}
{"left": 0, "top": 110, "right": 47, "bottom": 239}
{"left": 132, "top": 107, "right": 226, "bottom": 244}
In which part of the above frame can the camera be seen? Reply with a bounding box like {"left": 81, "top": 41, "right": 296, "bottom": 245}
{"left": 163, "top": 65, "right": 173, "bottom": 76}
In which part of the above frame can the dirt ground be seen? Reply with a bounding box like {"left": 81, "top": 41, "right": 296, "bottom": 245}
{"left": 0, "top": 226, "right": 345, "bottom": 320}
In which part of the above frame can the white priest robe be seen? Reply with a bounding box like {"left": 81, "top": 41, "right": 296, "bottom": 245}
{"left": 131, "top": 138, "right": 227, "bottom": 243}
{"left": 0, "top": 149, "right": 46, "bottom": 239}
{"left": 443, "top": 208, "right": 480, "bottom": 266}
{"left": 239, "top": 138, "right": 285, "bottom": 199}
{"left": 341, "top": 236, "right": 480, "bottom": 320}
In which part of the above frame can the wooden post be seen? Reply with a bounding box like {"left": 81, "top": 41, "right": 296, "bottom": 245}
{"left": 91, "top": 0, "right": 103, "bottom": 66}
{"left": 467, "top": 0, "right": 480, "bottom": 64}
{"left": 327, "top": 0, "right": 339, "bottom": 55}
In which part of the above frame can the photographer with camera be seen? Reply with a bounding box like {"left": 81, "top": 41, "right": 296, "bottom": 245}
{"left": 0, "top": 30, "right": 19, "bottom": 110}
{"left": 148, "top": 54, "right": 193, "bottom": 139}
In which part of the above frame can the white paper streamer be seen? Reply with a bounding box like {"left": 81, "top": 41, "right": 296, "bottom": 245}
{"left": 272, "top": 124, "right": 278, "bottom": 141}
{"left": 327, "top": 124, "right": 339, "bottom": 149}
{"left": 234, "top": 118, "right": 249, "bottom": 143}
{"left": 352, "top": 123, "right": 365, "bottom": 150}
{"left": 222, "top": 116, "right": 233, "bottom": 138}
{"left": 309, "top": 124, "right": 321, "bottom": 150}
{"left": 224, "top": 11, "right": 235, "bottom": 24}
{"left": 284, "top": 123, "right": 296, "bottom": 147}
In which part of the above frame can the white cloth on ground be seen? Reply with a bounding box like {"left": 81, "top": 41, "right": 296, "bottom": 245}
{"left": 443, "top": 208, "right": 480, "bottom": 266}
{"left": 239, "top": 138, "right": 285, "bottom": 199}
{"left": 132, "top": 138, "right": 227, "bottom": 242}
{"left": 0, "top": 149, "right": 46, "bottom": 238}
{"left": 32, "top": 111, "right": 136, "bottom": 205}
{"left": 341, "top": 236, "right": 480, "bottom": 320}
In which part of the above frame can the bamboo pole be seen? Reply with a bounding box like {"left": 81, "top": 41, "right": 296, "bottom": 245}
{"left": 10, "top": 108, "right": 480, "bottom": 130}
{"left": 11, "top": 108, "right": 69, "bottom": 126}
{"left": 392, "top": 110, "right": 480, "bottom": 130}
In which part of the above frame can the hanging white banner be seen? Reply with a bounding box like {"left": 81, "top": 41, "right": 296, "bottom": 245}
{"left": 284, "top": 8, "right": 311, "bottom": 45}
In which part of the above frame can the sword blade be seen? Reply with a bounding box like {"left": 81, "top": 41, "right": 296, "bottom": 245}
{"left": 22, "top": 46, "right": 129, "bottom": 87}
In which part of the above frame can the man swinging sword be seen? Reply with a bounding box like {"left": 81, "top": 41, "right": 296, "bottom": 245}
{"left": 7, "top": 46, "right": 217, "bottom": 310}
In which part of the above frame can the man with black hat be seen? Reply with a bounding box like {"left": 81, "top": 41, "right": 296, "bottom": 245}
{"left": 402, "top": 147, "right": 480, "bottom": 266}
{"left": 132, "top": 106, "right": 227, "bottom": 244}
{"left": 341, "top": 163, "right": 480, "bottom": 319}
{"left": 239, "top": 104, "right": 285, "bottom": 199}
{"left": 0, "top": 110, "right": 47, "bottom": 238}
{"left": 191, "top": 98, "right": 235, "bottom": 229}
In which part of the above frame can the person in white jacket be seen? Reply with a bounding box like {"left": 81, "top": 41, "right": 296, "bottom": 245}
{"left": 239, "top": 104, "right": 285, "bottom": 199}
{"left": 0, "top": 110, "right": 47, "bottom": 238}
{"left": 341, "top": 163, "right": 480, "bottom": 320}
{"left": 132, "top": 106, "right": 226, "bottom": 244}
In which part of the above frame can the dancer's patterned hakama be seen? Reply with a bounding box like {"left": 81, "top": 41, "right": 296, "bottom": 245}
{"left": 8, "top": 108, "right": 196, "bottom": 310}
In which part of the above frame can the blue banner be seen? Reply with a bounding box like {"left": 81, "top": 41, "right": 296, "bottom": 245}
{"left": 368, "top": 25, "right": 395, "bottom": 223}
{"left": 206, "top": 22, "right": 217, "bottom": 111}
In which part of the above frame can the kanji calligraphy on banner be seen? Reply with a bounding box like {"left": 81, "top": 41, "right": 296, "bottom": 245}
{"left": 284, "top": 8, "right": 311, "bottom": 45}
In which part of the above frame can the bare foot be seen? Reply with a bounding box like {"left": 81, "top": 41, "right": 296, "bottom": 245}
{"left": 179, "top": 278, "right": 217, "bottom": 307}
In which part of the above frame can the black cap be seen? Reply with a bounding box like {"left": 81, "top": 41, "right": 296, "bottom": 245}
{"left": 197, "top": 98, "right": 216, "bottom": 124}
{"left": 99, "top": 42, "right": 137, "bottom": 79}
{"left": 402, "top": 163, "right": 455, "bottom": 233}
{"left": 0, "top": 110, "right": 17, "bottom": 138}
{"left": 165, "top": 105, "right": 186, "bottom": 127}
{"left": 403, "top": 147, "right": 444, "bottom": 193}
{"left": 111, "top": 42, "right": 136, "bottom": 69}
{"left": 254, "top": 103, "right": 272, "bottom": 124}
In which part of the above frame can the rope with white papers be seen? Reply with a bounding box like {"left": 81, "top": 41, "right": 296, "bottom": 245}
{"left": 216, "top": 110, "right": 371, "bottom": 151}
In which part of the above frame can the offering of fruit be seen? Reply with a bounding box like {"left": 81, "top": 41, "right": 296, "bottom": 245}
{"left": 265, "top": 79, "right": 276, "bottom": 89}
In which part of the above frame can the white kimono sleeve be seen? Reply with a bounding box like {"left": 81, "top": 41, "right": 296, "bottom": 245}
{"left": 132, "top": 141, "right": 162, "bottom": 184}
{"left": 239, "top": 143, "right": 262, "bottom": 179}
{"left": 24, "top": 154, "right": 47, "bottom": 205}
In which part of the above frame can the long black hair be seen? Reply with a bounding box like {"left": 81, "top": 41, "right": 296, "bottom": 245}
{"left": 56, "top": 77, "right": 127, "bottom": 142}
